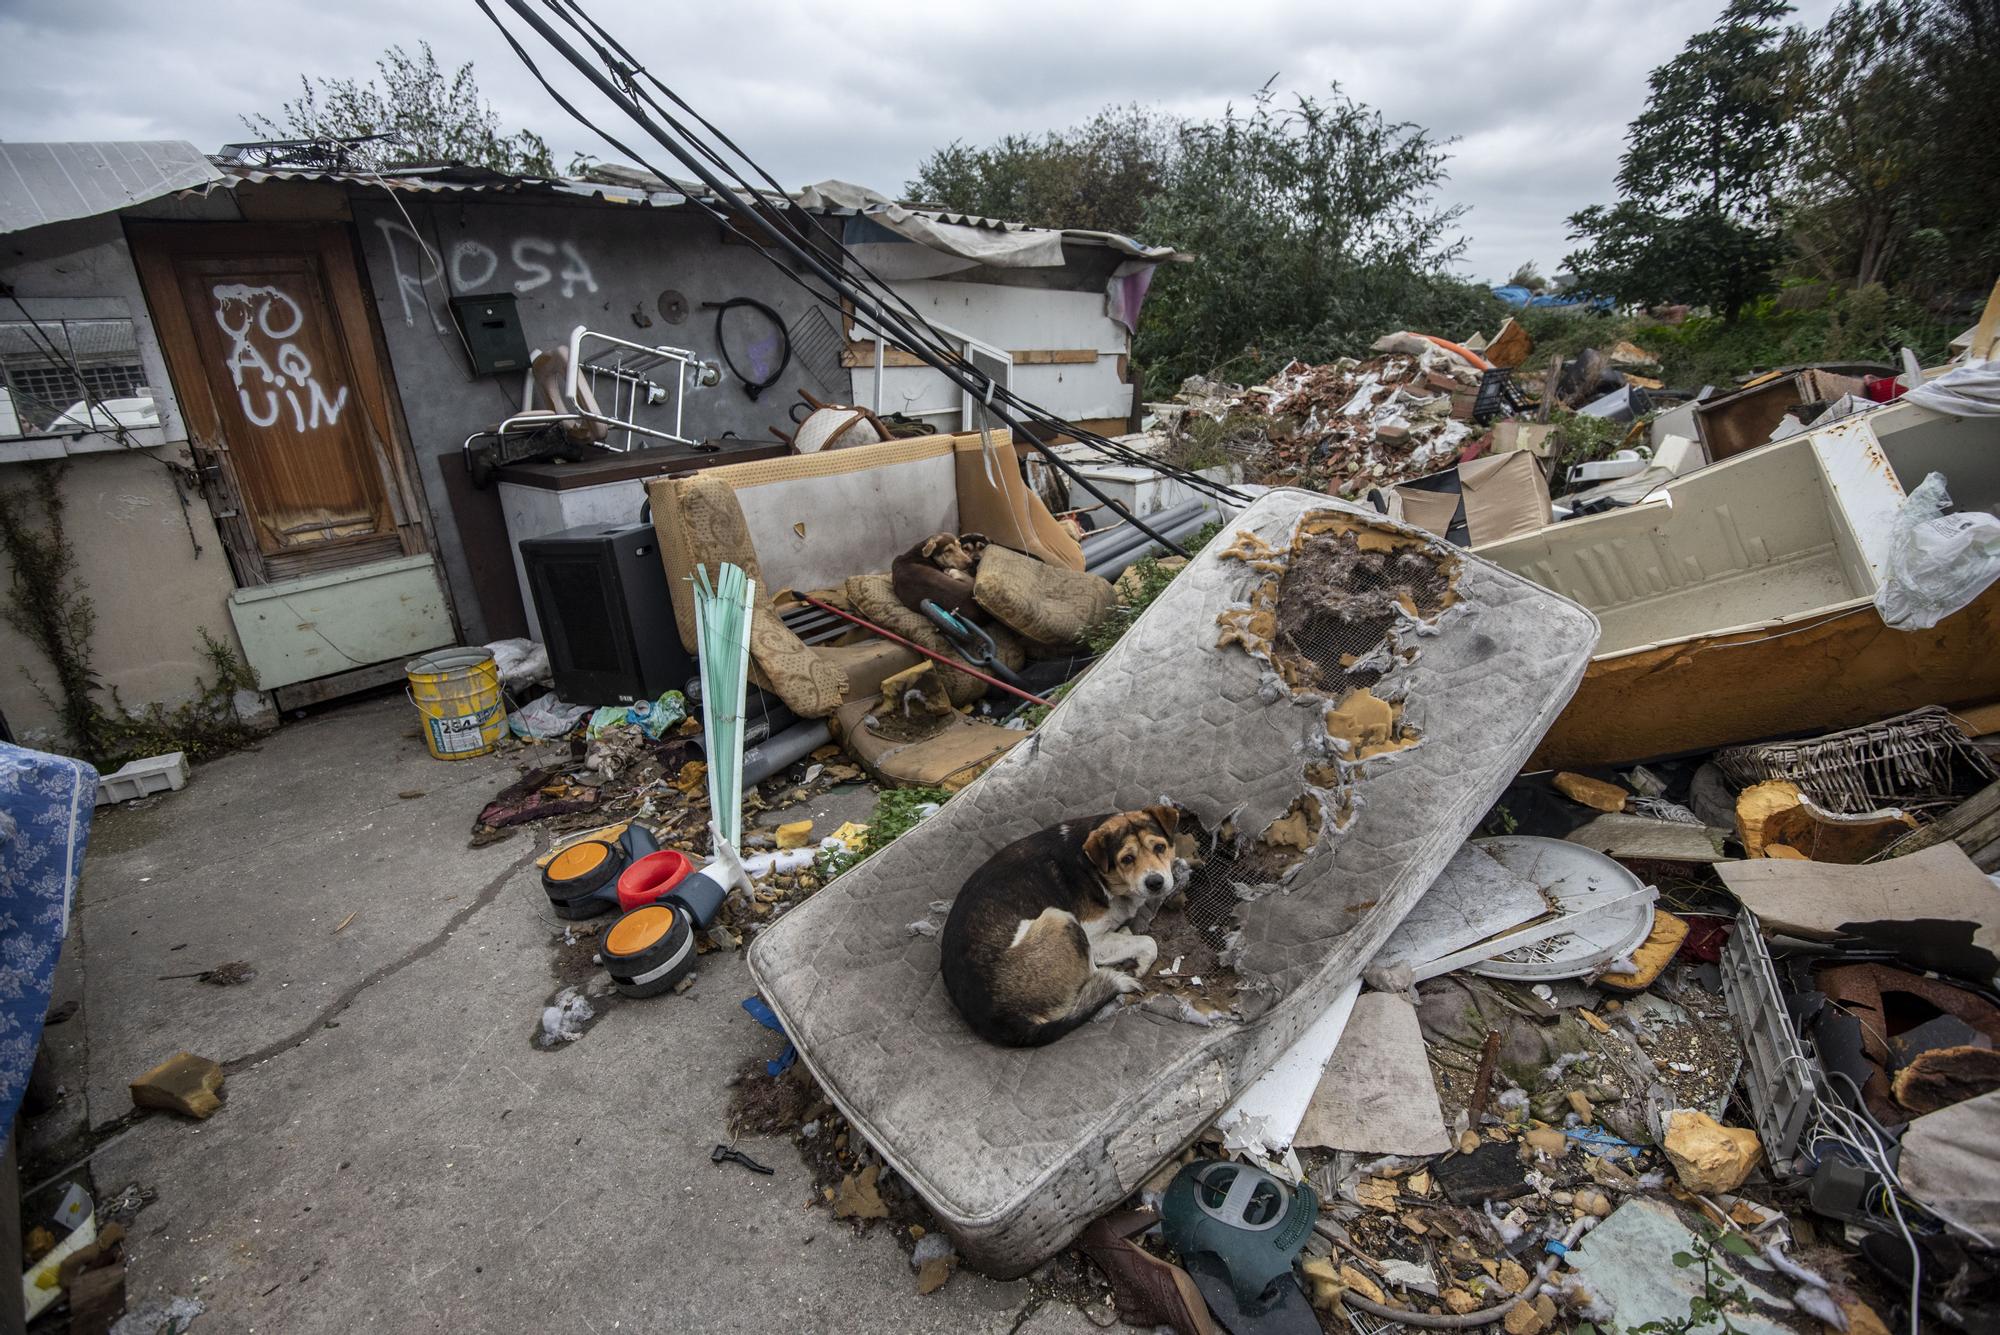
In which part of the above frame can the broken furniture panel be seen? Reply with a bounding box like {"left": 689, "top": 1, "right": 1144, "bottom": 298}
{"left": 1478, "top": 399, "right": 2000, "bottom": 769}
{"left": 1715, "top": 843, "right": 2000, "bottom": 984}
{"left": 748, "top": 488, "right": 1599, "bottom": 1275}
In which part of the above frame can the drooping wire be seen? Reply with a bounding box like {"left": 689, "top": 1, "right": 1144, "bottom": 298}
{"left": 477, "top": 0, "right": 1242, "bottom": 557}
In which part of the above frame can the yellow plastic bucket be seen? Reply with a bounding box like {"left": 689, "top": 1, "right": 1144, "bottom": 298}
{"left": 406, "top": 647, "right": 504, "bottom": 761}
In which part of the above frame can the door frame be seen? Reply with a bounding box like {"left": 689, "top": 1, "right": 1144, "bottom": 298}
{"left": 126, "top": 221, "right": 437, "bottom": 589}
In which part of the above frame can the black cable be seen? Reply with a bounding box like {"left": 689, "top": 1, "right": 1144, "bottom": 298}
{"left": 706, "top": 297, "right": 789, "bottom": 400}
{"left": 481, "top": 0, "right": 1220, "bottom": 554}
{"left": 535, "top": 0, "right": 1240, "bottom": 506}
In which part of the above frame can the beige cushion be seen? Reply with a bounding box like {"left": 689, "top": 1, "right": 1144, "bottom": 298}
{"left": 974, "top": 544, "right": 1115, "bottom": 648}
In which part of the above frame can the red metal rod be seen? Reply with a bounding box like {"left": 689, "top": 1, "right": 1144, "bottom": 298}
{"left": 793, "top": 593, "right": 1053, "bottom": 709}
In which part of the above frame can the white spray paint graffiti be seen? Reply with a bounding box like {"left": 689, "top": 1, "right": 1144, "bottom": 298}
{"left": 373, "top": 216, "right": 600, "bottom": 329}
{"left": 211, "top": 284, "right": 349, "bottom": 432}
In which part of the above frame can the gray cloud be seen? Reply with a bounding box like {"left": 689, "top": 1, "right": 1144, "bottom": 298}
{"left": 1, "top": 0, "right": 1839, "bottom": 283}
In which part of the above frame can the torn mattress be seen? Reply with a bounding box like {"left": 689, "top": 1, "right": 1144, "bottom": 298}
{"left": 746, "top": 488, "right": 1600, "bottom": 1275}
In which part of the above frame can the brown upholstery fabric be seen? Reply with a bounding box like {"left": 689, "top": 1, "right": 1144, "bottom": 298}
{"left": 973, "top": 544, "right": 1116, "bottom": 648}
{"left": 676, "top": 474, "right": 848, "bottom": 717}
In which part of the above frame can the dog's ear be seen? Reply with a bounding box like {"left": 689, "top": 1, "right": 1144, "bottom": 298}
{"left": 1083, "top": 821, "right": 1120, "bottom": 876}
{"left": 920, "top": 533, "right": 950, "bottom": 560}
{"left": 1144, "top": 804, "right": 1180, "bottom": 837}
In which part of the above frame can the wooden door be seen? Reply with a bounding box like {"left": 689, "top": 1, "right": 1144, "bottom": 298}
{"left": 130, "top": 223, "right": 430, "bottom": 585}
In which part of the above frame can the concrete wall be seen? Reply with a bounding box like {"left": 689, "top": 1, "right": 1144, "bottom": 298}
{"left": 1, "top": 214, "right": 185, "bottom": 449}
{"left": 0, "top": 217, "right": 248, "bottom": 750}
{"left": 351, "top": 197, "right": 835, "bottom": 642}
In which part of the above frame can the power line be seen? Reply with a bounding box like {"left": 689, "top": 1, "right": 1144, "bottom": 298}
{"left": 476, "top": 0, "right": 1245, "bottom": 555}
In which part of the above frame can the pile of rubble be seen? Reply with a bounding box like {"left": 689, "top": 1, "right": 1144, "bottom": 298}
{"left": 1170, "top": 334, "right": 1492, "bottom": 498}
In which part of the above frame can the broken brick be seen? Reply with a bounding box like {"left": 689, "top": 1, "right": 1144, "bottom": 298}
{"left": 129, "top": 1052, "right": 224, "bottom": 1119}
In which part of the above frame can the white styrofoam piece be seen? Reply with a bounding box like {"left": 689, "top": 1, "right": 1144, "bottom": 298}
{"left": 1214, "top": 978, "right": 1362, "bottom": 1158}
{"left": 1370, "top": 843, "right": 1550, "bottom": 981}
{"left": 95, "top": 750, "right": 188, "bottom": 805}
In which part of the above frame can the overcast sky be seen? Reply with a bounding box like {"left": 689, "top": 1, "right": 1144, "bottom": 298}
{"left": 0, "top": 0, "right": 1840, "bottom": 283}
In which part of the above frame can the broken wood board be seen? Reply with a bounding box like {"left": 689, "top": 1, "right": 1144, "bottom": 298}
{"left": 1566, "top": 812, "right": 1731, "bottom": 863}
{"left": 1368, "top": 842, "right": 1550, "bottom": 982}
{"left": 1875, "top": 779, "right": 2000, "bottom": 872}
{"left": 1716, "top": 843, "right": 2000, "bottom": 982}
{"left": 1295, "top": 991, "right": 1451, "bottom": 1156}
{"left": 1215, "top": 979, "right": 1361, "bottom": 1159}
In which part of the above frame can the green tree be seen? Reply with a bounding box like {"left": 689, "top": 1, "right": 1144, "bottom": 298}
{"left": 1566, "top": 0, "right": 1796, "bottom": 317}
{"left": 1895, "top": 0, "right": 2000, "bottom": 291}
{"left": 1135, "top": 84, "right": 1492, "bottom": 387}
{"left": 904, "top": 106, "right": 1178, "bottom": 237}
{"left": 243, "top": 42, "right": 554, "bottom": 175}
{"left": 1785, "top": 1, "right": 1927, "bottom": 288}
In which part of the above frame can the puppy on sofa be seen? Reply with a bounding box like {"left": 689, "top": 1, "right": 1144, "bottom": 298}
{"left": 941, "top": 806, "right": 1180, "bottom": 1047}
{"left": 891, "top": 531, "right": 988, "bottom": 616}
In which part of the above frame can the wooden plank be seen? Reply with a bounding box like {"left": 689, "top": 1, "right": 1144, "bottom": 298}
{"left": 841, "top": 342, "right": 1101, "bottom": 369}
{"left": 1010, "top": 349, "right": 1099, "bottom": 365}
{"left": 841, "top": 341, "right": 926, "bottom": 369}
{"left": 1968, "top": 276, "right": 2000, "bottom": 363}
{"left": 1877, "top": 780, "right": 2000, "bottom": 870}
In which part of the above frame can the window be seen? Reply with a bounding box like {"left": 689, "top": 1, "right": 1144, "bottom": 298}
{"left": 0, "top": 317, "right": 155, "bottom": 438}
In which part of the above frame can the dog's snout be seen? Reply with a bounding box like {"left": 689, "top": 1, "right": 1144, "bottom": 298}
{"left": 1144, "top": 872, "right": 1167, "bottom": 893}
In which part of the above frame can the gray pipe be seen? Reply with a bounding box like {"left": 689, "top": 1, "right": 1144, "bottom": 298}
{"left": 1088, "top": 505, "right": 1219, "bottom": 581}
{"left": 741, "top": 720, "right": 835, "bottom": 787}
{"left": 1081, "top": 500, "right": 1209, "bottom": 567}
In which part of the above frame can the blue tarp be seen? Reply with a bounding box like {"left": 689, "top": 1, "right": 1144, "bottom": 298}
{"left": 0, "top": 744, "right": 97, "bottom": 1132}
{"left": 1490, "top": 285, "right": 1614, "bottom": 311}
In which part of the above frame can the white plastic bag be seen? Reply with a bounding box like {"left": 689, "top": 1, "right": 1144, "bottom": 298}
{"left": 484, "top": 637, "right": 550, "bottom": 689}
{"left": 1876, "top": 472, "right": 2000, "bottom": 630}
{"left": 1905, "top": 360, "right": 2000, "bottom": 417}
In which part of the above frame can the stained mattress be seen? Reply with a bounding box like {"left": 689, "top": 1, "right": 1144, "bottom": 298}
{"left": 746, "top": 488, "right": 1600, "bottom": 1274}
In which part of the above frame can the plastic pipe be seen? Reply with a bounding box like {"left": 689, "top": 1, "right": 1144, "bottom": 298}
{"left": 741, "top": 720, "right": 833, "bottom": 788}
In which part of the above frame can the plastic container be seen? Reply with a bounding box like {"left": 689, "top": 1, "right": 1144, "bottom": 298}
{"left": 616, "top": 849, "right": 694, "bottom": 913}
{"left": 406, "top": 647, "right": 505, "bottom": 761}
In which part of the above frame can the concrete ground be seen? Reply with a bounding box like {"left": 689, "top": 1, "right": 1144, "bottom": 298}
{"left": 38, "top": 695, "right": 1096, "bottom": 1333}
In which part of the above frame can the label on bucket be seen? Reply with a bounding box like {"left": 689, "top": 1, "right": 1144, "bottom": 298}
{"left": 429, "top": 711, "right": 491, "bottom": 756}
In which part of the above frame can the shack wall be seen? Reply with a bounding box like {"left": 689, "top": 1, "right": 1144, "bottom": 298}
{"left": 350, "top": 197, "right": 834, "bottom": 641}
{"left": 0, "top": 217, "right": 246, "bottom": 750}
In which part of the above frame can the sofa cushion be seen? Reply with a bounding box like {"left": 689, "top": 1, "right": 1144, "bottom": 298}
{"left": 973, "top": 544, "right": 1116, "bottom": 649}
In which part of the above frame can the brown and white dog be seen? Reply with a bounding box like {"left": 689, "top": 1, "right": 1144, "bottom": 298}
{"left": 941, "top": 807, "right": 1181, "bottom": 1047}
{"left": 891, "top": 531, "right": 988, "bottom": 617}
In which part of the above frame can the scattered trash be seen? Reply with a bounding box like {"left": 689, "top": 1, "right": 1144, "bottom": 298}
{"left": 536, "top": 986, "right": 595, "bottom": 1047}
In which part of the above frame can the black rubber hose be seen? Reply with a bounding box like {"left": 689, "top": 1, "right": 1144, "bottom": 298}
{"left": 708, "top": 297, "right": 789, "bottom": 400}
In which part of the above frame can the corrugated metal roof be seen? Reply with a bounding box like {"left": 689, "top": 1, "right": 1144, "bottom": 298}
{"left": 0, "top": 141, "right": 226, "bottom": 235}
{"left": 223, "top": 163, "right": 690, "bottom": 209}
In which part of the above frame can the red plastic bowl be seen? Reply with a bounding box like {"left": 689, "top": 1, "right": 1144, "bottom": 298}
{"left": 616, "top": 849, "right": 694, "bottom": 913}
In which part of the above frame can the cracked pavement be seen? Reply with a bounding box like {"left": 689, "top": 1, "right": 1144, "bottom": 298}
{"left": 53, "top": 694, "right": 1093, "bottom": 1333}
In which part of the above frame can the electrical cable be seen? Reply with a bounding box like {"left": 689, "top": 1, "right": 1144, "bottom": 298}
{"left": 478, "top": 0, "right": 1238, "bottom": 556}
{"left": 707, "top": 297, "right": 789, "bottom": 399}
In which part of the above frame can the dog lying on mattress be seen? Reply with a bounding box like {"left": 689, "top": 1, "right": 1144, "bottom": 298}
{"left": 941, "top": 807, "right": 1181, "bottom": 1046}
